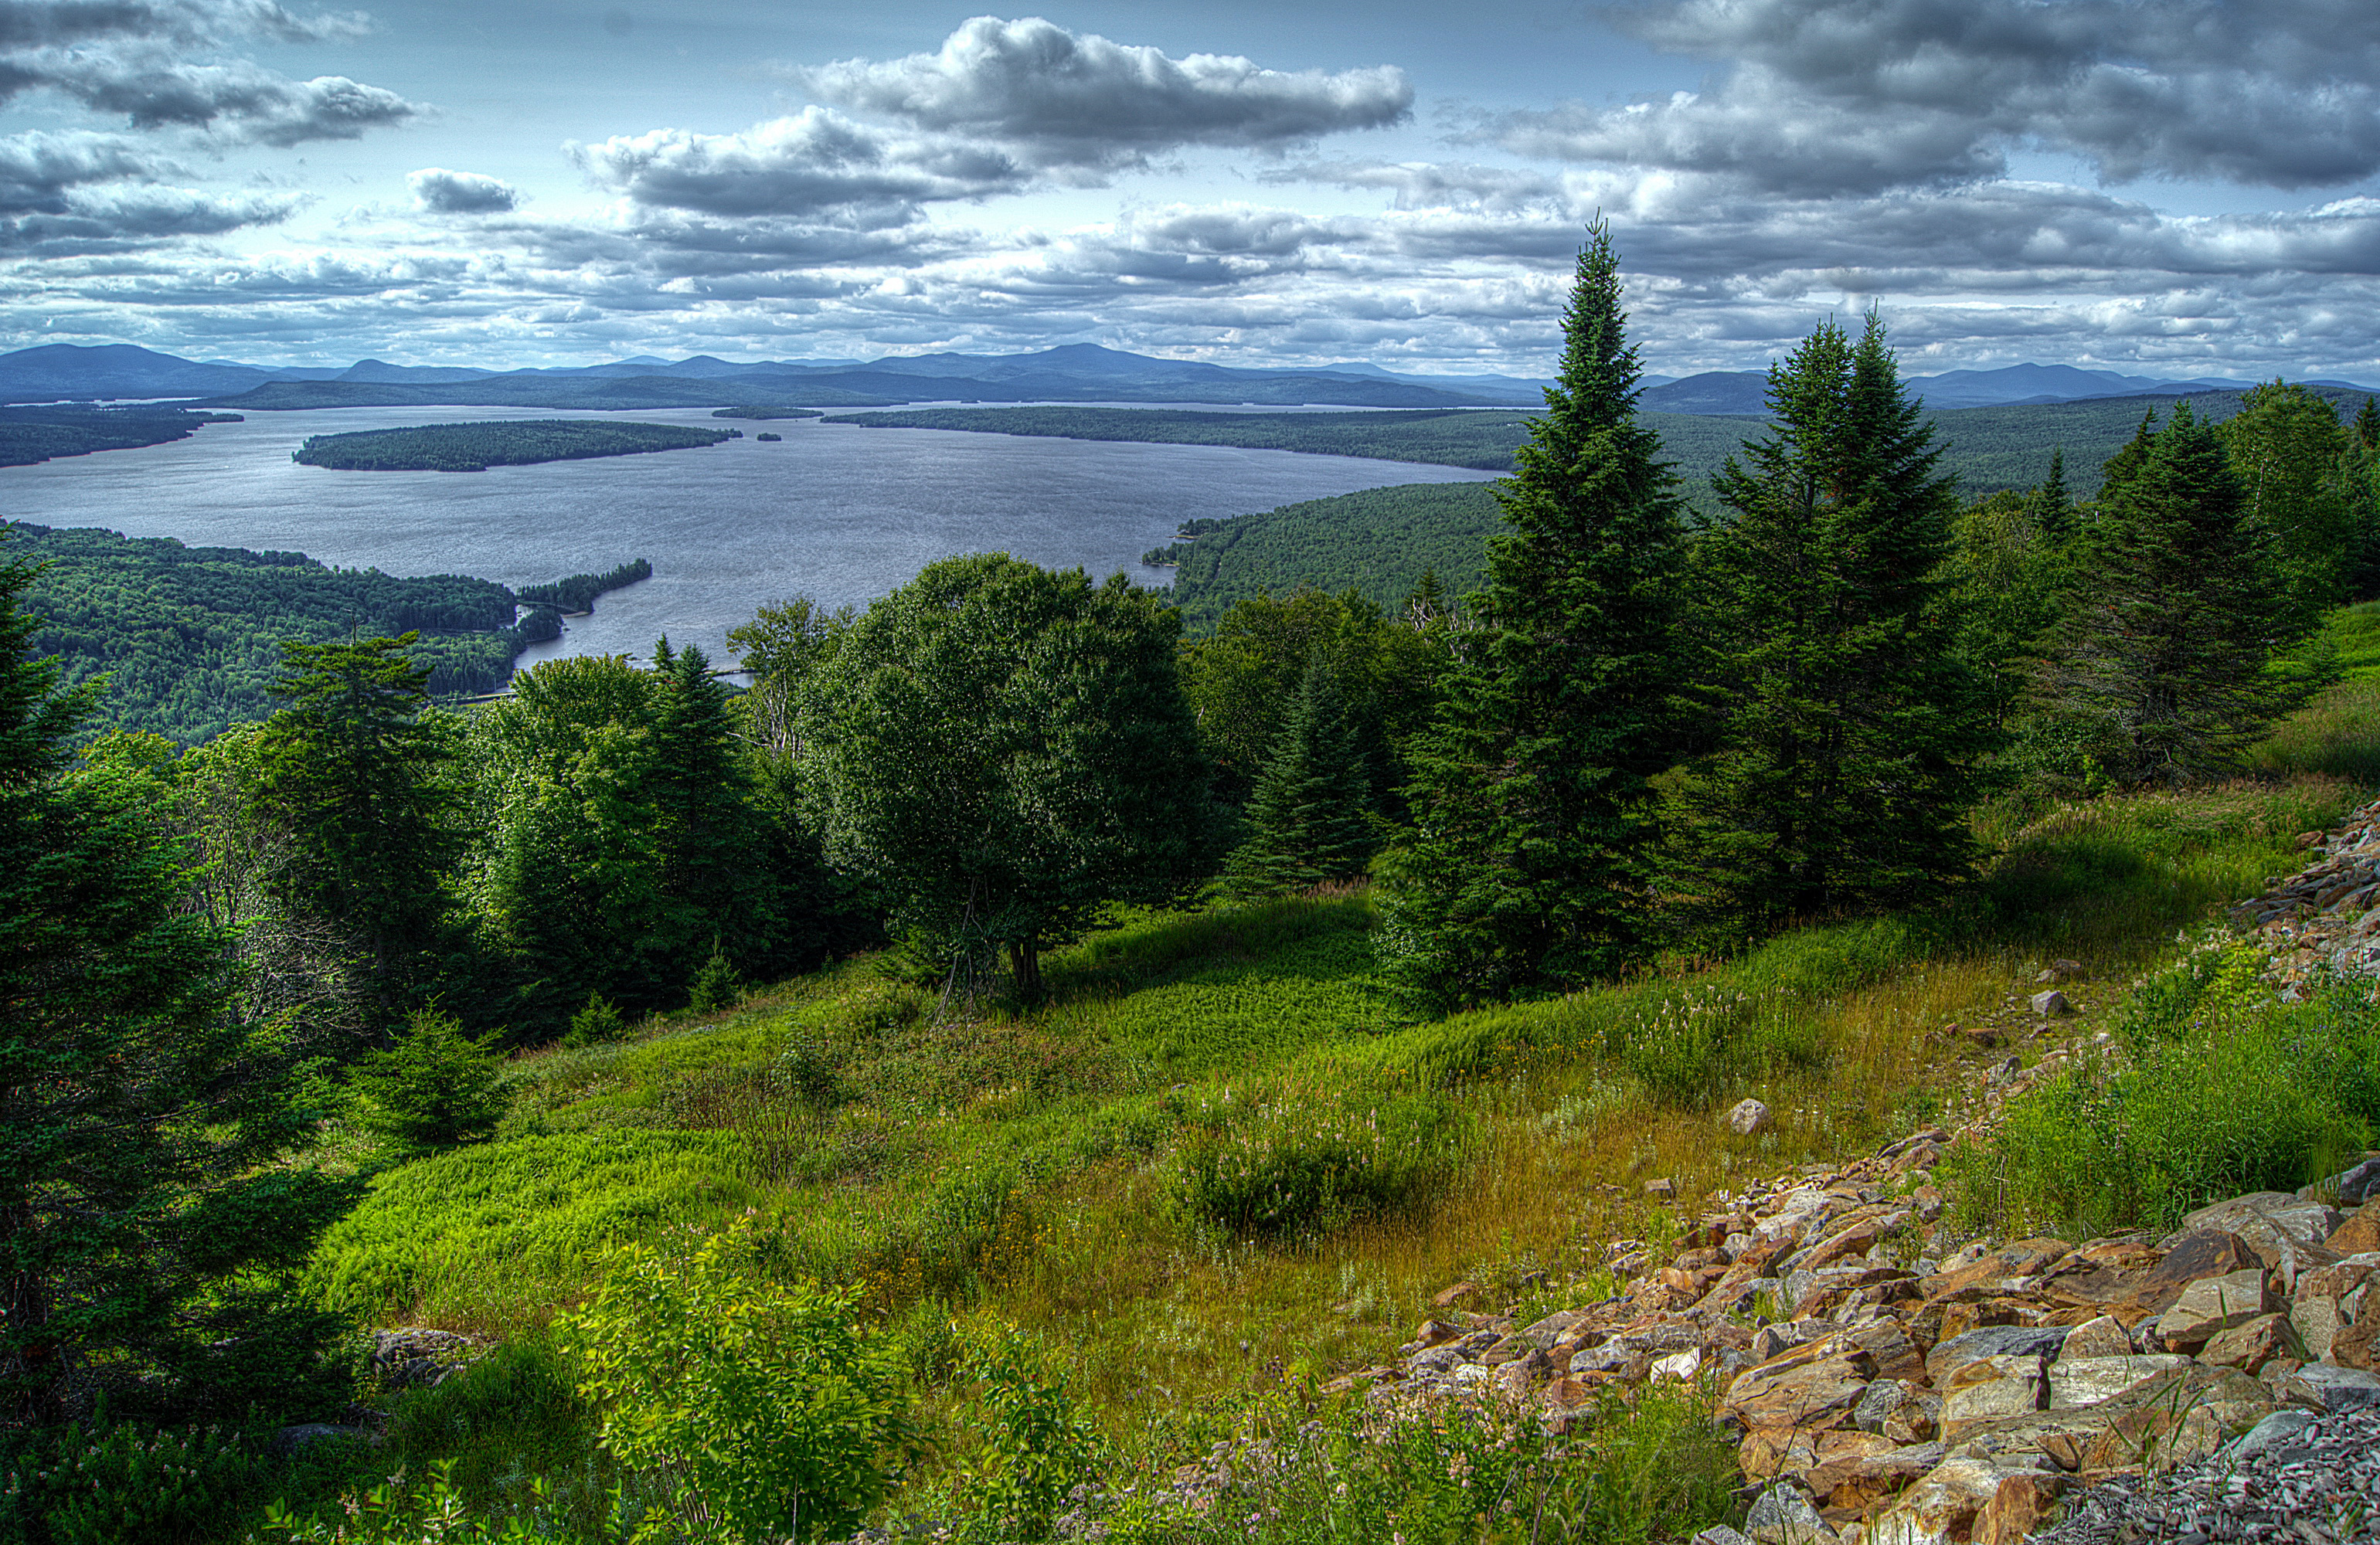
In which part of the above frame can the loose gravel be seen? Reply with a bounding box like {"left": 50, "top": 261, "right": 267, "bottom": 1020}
{"left": 2035, "top": 1406, "right": 2380, "bottom": 1544}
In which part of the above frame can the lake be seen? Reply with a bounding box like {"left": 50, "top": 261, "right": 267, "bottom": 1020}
{"left": 0, "top": 404, "right": 1496, "bottom": 667}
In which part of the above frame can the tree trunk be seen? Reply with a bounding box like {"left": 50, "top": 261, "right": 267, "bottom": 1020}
{"left": 1007, "top": 937, "right": 1042, "bottom": 1001}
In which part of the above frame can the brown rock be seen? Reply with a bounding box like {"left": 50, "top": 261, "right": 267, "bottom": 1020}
{"left": 2056, "top": 1315, "right": 2134, "bottom": 1360}
{"left": 1543, "top": 1375, "right": 1597, "bottom": 1410}
{"left": 1868, "top": 1458, "right": 2018, "bottom": 1545}
{"left": 2079, "top": 1369, "right": 2272, "bottom": 1471}
{"left": 1725, "top": 1338, "right": 1878, "bottom": 1433}
{"left": 2336, "top": 1309, "right": 2380, "bottom": 1372}
{"left": 1941, "top": 1356, "right": 2049, "bottom": 1442}
{"left": 1413, "top": 1318, "right": 1462, "bottom": 1348}
{"left": 2199, "top": 1312, "right": 2292, "bottom": 1374}
{"left": 1430, "top": 1282, "right": 1479, "bottom": 1310}
{"left": 1847, "top": 1319, "right": 1927, "bottom": 1385}
{"left": 2144, "top": 1229, "right": 2259, "bottom": 1289}
{"left": 1972, "top": 1472, "right": 2067, "bottom": 1545}
{"left": 1923, "top": 1238, "right": 2075, "bottom": 1301}
{"left": 2290, "top": 1259, "right": 2378, "bottom": 1363}
{"left": 2157, "top": 1268, "right": 2273, "bottom": 1351}
{"left": 1647, "top": 1178, "right": 1678, "bottom": 1201}
{"left": 2048, "top": 1354, "right": 2195, "bottom": 1409}
{"left": 2331, "top": 1199, "right": 2380, "bottom": 1255}
{"left": 1805, "top": 1441, "right": 1944, "bottom": 1511}
{"left": 1935, "top": 1299, "right": 2025, "bottom": 1344}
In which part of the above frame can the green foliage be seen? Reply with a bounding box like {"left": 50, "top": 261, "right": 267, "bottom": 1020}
{"left": 797, "top": 553, "right": 1210, "bottom": 999}
{"left": 565, "top": 992, "right": 629, "bottom": 1049}
{"left": 1951, "top": 961, "right": 2380, "bottom": 1239}
{"left": 1168, "top": 1083, "right": 1470, "bottom": 1239}
{"left": 351, "top": 1008, "right": 510, "bottom": 1155}
{"left": 1225, "top": 662, "right": 1378, "bottom": 896}
{"left": 1672, "top": 311, "right": 1993, "bottom": 929}
{"left": 257, "top": 1459, "right": 596, "bottom": 1543}
{"left": 1164, "top": 482, "right": 1506, "bottom": 633}
{"left": 293, "top": 419, "right": 732, "bottom": 472}
{"left": 688, "top": 943, "right": 743, "bottom": 1014}
{"left": 2042, "top": 405, "right": 2300, "bottom": 785}
{"left": 379, "top": 1340, "right": 608, "bottom": 1528}
{"left": 1382, "top": 223, "right": 1689, "bottom": 1007}
{"left": 553, "top": 1223, "right": 914, "bottom": 1543}
{"left": 1, "top": 1414, "right": 270, "bottom": 1545}
{"left": 8, "top": 521, "right": 566, "bottom": 744}
{"left": 0, "top": 404, "right": 235, "bottom": 467}
{"left": 843, "top": 406, "right": 1535, "bottom": 470}
{"left": 2218, "top": 380, "right": 2363, "bottom": 619}
{"left": 947, "top": 1326, "right": 1100, "bottom": 1544}
{"left": 3, "top": 541, "right": 353, "bottom": 1427}
{"left": 515, "top": 561, "right": 651, "bottom": 613}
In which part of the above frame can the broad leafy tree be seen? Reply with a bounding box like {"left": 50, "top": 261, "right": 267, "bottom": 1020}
{"left": 797, "top": 554, "right": 1209, "bottom": 998}
{"left": 2, "top": 545, "right": 348, "bottom": 1427}
{"left": 1377, "top": 222, "right": 1688, "bottom": 1007}
{"left": 1674, "top": 311, "right": 1992, "bottom": 927}
{"left": 2218, "top": 379, "right": 2358, "bottom": 621}
{"left": 2042, "top": 404, "right": 2295, "bottom": 784}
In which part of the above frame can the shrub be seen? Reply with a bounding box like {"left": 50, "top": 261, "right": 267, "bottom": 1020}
{"left": 1168, "top": 1084, "right": 1470, "bottom": 1238}
{"left": 553, "top": 1222, "right": 915, "bottom": 1544}
{"left": 688, "top": 944, "right": 743, "bottom": 1013}
{"left": 1, "top": 1414, "right": 266, "bottom": 1545}
{"left": 949, "top": 1326, "right": 1100, "bottom": 1544}
{"left": 255, "top": 1459, "right": 594, "bottom": 1543}
{"left": 350, "top": 1008, "right": 509, "bottom": 1156}
{"left": 382, "top": 1339, "right": 608, "bottom": 1530}
{"left": 563, "top": 993, "right": 627, "bottom": 1050}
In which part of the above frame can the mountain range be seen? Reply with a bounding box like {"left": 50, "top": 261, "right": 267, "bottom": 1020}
{"left": 0, "top": 342, "right": 2368, "bottom": 417}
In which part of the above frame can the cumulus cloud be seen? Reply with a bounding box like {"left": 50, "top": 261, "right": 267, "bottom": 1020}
{"left": 0, "top": 129, "right": 297, "bottom": 251}
{"left": 409, "top": 168, "right": 518, "bottom": 214}
{"left": 790, "top": 15, "right": 1410, "bottom": 171}
{"left": 1480, "top": 0, "right": 2380, "bottom": 195}
{"left": 572, "top": 107, "right": 1026, "bottom": 224}
{"left": 0, "top": 0, "right": 420, "bottom": 144}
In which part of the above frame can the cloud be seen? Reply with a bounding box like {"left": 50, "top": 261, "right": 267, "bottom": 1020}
{"left": 571, "top": 107, "right": 1026, "bottom": 223}
{"left": 0, "top": 1, "right": 420, "bottom": 144}
{"left": 1477, "top": 0, "right": 2380, "bottom": 195}
{"left": 791, "top": 15, "right": 1410, "bottom": 171}
{"left": 409, "top": 168, "right": 518, "bottom": 214}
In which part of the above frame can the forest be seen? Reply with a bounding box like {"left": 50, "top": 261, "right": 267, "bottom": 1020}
{"left": 292, "top": 420, "right": 736, "bottom": 472}
{"left": 5, "top": 522, "right": 649, "bottom": 744}
{"left": 0, "top": 404, "right": 243, "bottom": 467}
{"left": 12, "top": 228, "right": 2380, "bottom": 1545}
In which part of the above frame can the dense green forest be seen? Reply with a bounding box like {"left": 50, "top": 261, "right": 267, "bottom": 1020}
{"left": 710, "top": 406, "right": 823, "bottom": 421}
{"left": 16, "top": 230, "right": 2380, "bottom": 1545}
{"left": 515, "top": 559, "right": 653, "bottom": 613}
{"left": 5, "top": 522, "right": 644, "bottom": 743}
{"left": 0, "top": 405, "right": 243, "bottom": 467}
{"left": 1155, "top": 480, "right": 1503, "bottom": 630}
{"left": 293, "top": 419, "right": 736, "bottom": 472}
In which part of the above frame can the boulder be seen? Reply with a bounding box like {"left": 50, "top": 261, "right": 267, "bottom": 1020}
{"left": 2225, "top": 1407, "right": 2318, "bottom": 1462}
{"left": 1923, "top": 1323, "right": 2070, "bottom": 1386}
{"left": 2280, "top": 1363, "right": 2380, "bottom": 1413}
{"left": 1518, "top": 1309, "right": 1587, "bottom": 1348}
{"left": 2077, "top": 1368, "right": 2270, "bottom": 1469}
{"left": 2198, "top": 1311, "right": 2292, "bottom": 1373}
{"left": 2154, "top": 1268, "right": 2271, "bottom": 1350}
{"left": 1804, "top": 1441, "right": 1945, "bottom": 1511}
{"left": 2171, "top": 1194, "right": 2344, "bottom": 1288}
{"left": 2028, "top": 990, "right": 2072, "bottom": 1017}
{"left": 2045, "top": 1354, "right": 2195, "bottom": 1409}
{"left": 2331, "top": 1306, "right": 2379, "bottom": 1372}
{"left": 1940, "top": 1355, "right": 2048, "bottom": 1441}
{"left": 2307, "top": 1154, "right": 2380, "bottom": 1207}
{"left": 1745, "top": 1482, "right": 1837, "bottom": 1545}
{"left": 2330, "top": 1198, "right": 2380, "bottom": 1255}
{"left": 1867, "top": 1458, "right": 2029, "bottom": 1545}
{"left": 1723, "top": 1339, "right": 1876, "bottom": 1432}
{"left": 2053, "top": 1314, "right": 2134, "bottom": 1360}
{"left": 1728, "top": 1098, "right": 1776, "bottom": 1138}
{"left": 1971, "top": 1471, "right": 2066, "bottom": 1545}
{"left": 1693, "top": 1530, "right": 1756, "bottom": 1545}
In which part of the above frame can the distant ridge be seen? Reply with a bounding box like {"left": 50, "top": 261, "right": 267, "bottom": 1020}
{"left": 0, "top": 342, "right": 2370, "bottom": 416}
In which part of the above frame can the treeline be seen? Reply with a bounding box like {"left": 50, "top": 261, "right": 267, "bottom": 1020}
{"left": 7, "top": 522, "right": 643, "bottom": 743}
{"left": 516, "top": 558, "right": 652, "bottom": 613}
{"left": 0, "top": 404, "right": 243, "bottom": 467}
{"left": 831, "top": 405, "right": 1535, "bottom": 468}
{"left": 293, "top": 419, "right": 735, "bottom": 472}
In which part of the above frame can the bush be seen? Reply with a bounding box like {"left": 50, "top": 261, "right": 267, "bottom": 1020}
{"left": 1168, "top": 1083, "right": 1470, "bottom": 1238}
{"left": 256, "top": 1459, "right": 595, "bottom": 1543}
{"left": 1, "top": 1414, "right": 266, "bottom": 1545}
{"left": 350, "top": 1008, "right": 509, "bottom": 1155}
{"left": 688, "top": 945, "right": 743, "bottom": 1014}
{"left": 562, "top": 993, "right": 627, "bottom": 1050}
{"left": 948, "top": 1326, "right": 1100, "bottom": 1544}
{"left": 552, "top": 1222, "right": 915, "bottom": 1543}
{"left": 381, "top": 1340, "right": 608, "bottom": 1530}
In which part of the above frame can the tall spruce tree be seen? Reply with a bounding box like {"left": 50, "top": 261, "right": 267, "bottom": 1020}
{"left": 2041, "top": 405, "right": 2293, "bottom": 784}
{"left": 1377, "top": 222, "right": 1686, "bottom": 1007}
{"left": 1674, "top": 311, "right": 1991, "bottom": 927}
{"left": 2031, "top": 447, "right": 2076, "bottom": 544}
{"left": 1223, "top": 661, "right": 1375, "bottom": 898}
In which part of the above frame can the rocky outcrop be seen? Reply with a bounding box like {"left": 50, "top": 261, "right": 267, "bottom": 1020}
{"left": 2229, "top": 799, "right": 2380, "bottom": 989}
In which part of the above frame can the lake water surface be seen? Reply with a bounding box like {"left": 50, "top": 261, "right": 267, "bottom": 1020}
{"left": 0, "top": 405, "right": 1494, "bottom": 666}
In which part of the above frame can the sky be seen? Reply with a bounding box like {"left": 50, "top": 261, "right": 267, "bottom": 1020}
{"left": 2, "top": 0, "right": 2378, "bottom": 379}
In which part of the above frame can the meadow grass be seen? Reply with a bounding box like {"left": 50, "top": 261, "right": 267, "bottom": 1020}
{"left": 295, "top": 687, "right": 2379, "bottom": 1537}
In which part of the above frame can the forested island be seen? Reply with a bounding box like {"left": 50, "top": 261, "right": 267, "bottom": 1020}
{"left": 7, "top": 521, "right": 647, "bottom": 742}
{"left": 292, "top": 419, "right": 736, "bottom": 472}
{"left": 0, "top": 404, "right": 243, "bottom": 467}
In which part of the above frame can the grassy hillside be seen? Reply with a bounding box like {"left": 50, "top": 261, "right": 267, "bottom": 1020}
{"left": 293, "top": 664, "right": 2380, "bottom": 1536}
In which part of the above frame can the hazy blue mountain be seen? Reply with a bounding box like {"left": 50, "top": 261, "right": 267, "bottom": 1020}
{"left": 0, "top": 345, "right": 277, "bottom": 401}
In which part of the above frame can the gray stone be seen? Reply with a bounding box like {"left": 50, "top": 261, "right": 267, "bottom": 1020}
{"left": 1727, "top": 1098, "right": 1775, "bottom": 1137}
{"left": 1851, "top": 1377, "right": 1912, "bottom": 1434}
{"left": 1923, "top": 1323, "right": 2071, "bottom": 1386}
{"left": 1692, "top": 1530, "right": 1756, "bottom": 1545}
{"left": 1519, "top": 1309, "right": 1586, "bottom": 1348}
{"left": 2304, "top": 1154, "right": 2380, "bottom": 1206}
{"left": 2155, "top": 1268, "right": 2273, "bottom": 1349}
{"left": 2223, "top": 1407, "right": 2318, "bottom": 1462}
{"left": 2029, "top": 989, "right": 2073, "bottom": 1016}
{"left": 1746, "top": 1482, "right": 1836, "bottom": 1545}
{"left": 2283, "top": 1363, "right": 2380, "bottom": 1413}
{"left": 2047, "top": 1354, "right": 2196, "bottom": 1410}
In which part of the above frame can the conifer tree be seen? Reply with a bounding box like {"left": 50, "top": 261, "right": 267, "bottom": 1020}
{"left": 2354, "top": 396, "right": 2380, "bottom": 453}
{"left": 1674, "top": 311, "right": 1991, "bottom": 927}
{"left": 2031, "top": 447, "right": 2075, "bottom": 544}
{"left": 2099, "top": 409, "right": 2161, "bottom": 501}
{"left": 1377, "top": 221, "right": 1687, "bottom": 1007}
{"left": 2042, "top": 405, "right": 2293, "bottom": 784}
{"left": 1224, "top": 661, "right": 1375, "bottom": 897}
{"left": 648, "top": 637, "right": 777, "bottom": 979}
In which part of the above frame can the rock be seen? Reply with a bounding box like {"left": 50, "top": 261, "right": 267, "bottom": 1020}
{"left": 1723, "top": 1339, "right": 1876, "bottom": 1431}
{"left": 1518, "top": 1309, "right": 1587, "bottom": 1347}
{"left": 2028, "top": 990, "right": 2073, "bottom": 1016}
{"left": 2142, "top": 1228, "right": 2260, "bottom": 1290}
{"left": 1746, "top": 1482, "right": 1837, "bottom": 1545}
{"left": 2282, "top": 1363, "right": 2380, "bottom": 1413}
{"left": 1692, "top": 1530, "right": 1756, "bottom": 1545}
{"left": 1651, "top": 1347, "right": 1703, "bottom": 1382}
{"left": 2079, "top": 1368, "right": 2272, "bottom": 1469}
{"left": 270, "top": 1423, "right": 372, "bottom": 1455}
{"left": 1804, "top": 1441, "right": 1946, "bottom": 1511}
{"left": 1971, "top": 1471, "right": 2066, "bottom": 1545}
{"left": 1413, "top": 1318, "right": 1462, "bottom": 1348}
{"left": 2329, "top": 1197, "right": 2380, "bottom": 1255}
{"left": 2054, "top": 1314, "right": 2134, "bottom": 1360}
{"left": 2046, "top": 1354, "right": 2195, "bottom": 1409}
{"left": 1646, "top": 1178, "right": 1678, "bottom": 1201}
{"left": 2198, "top": 1311, "right": 2292, "bottom": 1373}
{"left": 1728, "top": 1098, "right": 1776, "bottom": 1137}
{"left": 1940, "top": 1355, "right": 2048, "bottom": 1441}
{"left": 2308, "top": 1154, "right": 2380, "bottom": 1207}
{"left": 2035, "top": 959, "right": 2084, "bottom": 984}
{"left": 2332, "top": 1306, "right": 2380, "bottom": 1372}
{"left": 2155, "top": 1268, "right": 2272, "bottom": 1350}
{"left": 1924, "top": 1324, "right": 2070, "bottom": 1386}
{"left": 2171, "top": 1194, "right": 2344, "bottom": 1282}
{"left": 1868, "top": 1458, "right": 2024, "bottom": 1545}
{"left": 2223, "top": 1407, "right": 2318, "bottom": 1462}
{"left": 1430, "top": 1282, "right": 1480, "bottom": 1310}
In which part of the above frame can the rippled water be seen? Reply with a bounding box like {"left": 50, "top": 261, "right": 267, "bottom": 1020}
{"left": 0, "top": 404, "right": 1494, "bottom": 666}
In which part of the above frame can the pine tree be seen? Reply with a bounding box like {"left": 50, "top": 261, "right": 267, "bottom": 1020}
{"left": 2098, "top": 409, "right": 2161, "bottom": 501}
{"left": 2354, "top": 396, "right": 2380, "bottom": 452}
{"left": 648, "top": 637, "right": 778, "bottom": 984}
{"left": 1377, "top": 221, "right": 1688, "bottom": 1007}
{"left": 2031, "top": 447, "right": 2075, "bottom": 544}
{"left": 1224, "top": 662, "right": 1375, "bottom": 897}
{"left": 2, "top": 543, "right": 348, "bottom": 1425}
{"left": 1674, "top": 311, "right": 1991, "bottom": 927}
{"left": 2042, "top": 405, "right": 2293, "bottom": 784}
